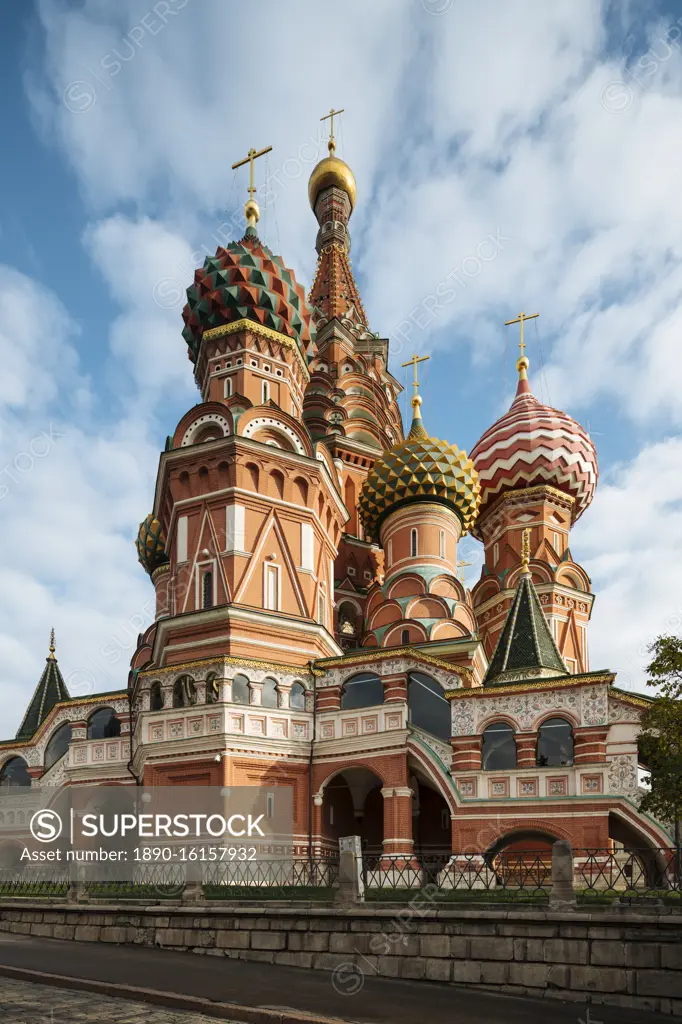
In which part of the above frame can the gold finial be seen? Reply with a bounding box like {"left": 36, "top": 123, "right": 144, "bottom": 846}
{"left": 320, "top": 107, "right": 344, "bottom": 155}
{"left": 48, "top": 627, "right": 56, "bottom": 660}
{"left": 520, "top": 528, "right": 531, "bottom": 573}
{"left": 457, "top": 558, "right": 472, "bottom": 585}
{"left": 231, "top": 144, "right": 273, "bottom": 229}
{"left": 401, "top": 353, "right": 430, "bottom": 410}
{"left": 505, "top": 311, "right": 539, "bottom": 380}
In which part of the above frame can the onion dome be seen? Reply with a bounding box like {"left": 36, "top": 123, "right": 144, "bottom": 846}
{"left": 359, "top": 394, "right": 481, "bottom": 540}
{"left": 181, "top": 228, "right": 316, "bottom": 365}
{"left": 470, "top": 356, "right": 598, "bottom": 536}
{"left": 136, "top": 514, "right": 169, "bottom": 576}
{"left": 309, "top": 124, "right": 357, "bottom": 212}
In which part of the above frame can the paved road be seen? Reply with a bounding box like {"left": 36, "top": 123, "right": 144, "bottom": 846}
{"left": 0, "top": 933, "right": 668, "bottom": 1023}
{"left": 1, "top": 976, "right": 241, "bottom": 1024}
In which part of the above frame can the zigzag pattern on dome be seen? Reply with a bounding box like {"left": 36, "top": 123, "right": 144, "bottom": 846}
{"left": 182, "top": 229, "right": 316, "bottom": 364}
{"left": 470, "top": 387, "right": 597, "bottom": 533}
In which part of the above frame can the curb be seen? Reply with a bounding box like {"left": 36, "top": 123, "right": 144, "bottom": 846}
{"left": 0, "top": 964, "right": 350, "bottom": 1024}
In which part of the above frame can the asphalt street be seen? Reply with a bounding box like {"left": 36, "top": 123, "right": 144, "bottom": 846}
{"left": 0, "top": 932, "right": 668, "bottom": 1024}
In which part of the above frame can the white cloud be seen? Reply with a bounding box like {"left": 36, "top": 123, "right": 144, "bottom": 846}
{"left": 0, "top": 266, "right": 156, "bottom": 735}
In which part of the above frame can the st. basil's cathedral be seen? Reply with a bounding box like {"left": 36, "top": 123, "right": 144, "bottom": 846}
{"left": 0, "top": 116, "right": 670, "bottom": 869}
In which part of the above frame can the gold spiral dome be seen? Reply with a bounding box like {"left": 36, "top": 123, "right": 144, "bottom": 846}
{"left": 359, "top": 398, "right": 481, "bottom": 540}
{"left": 308, "top": 140, "right": 357, "bottom": 212}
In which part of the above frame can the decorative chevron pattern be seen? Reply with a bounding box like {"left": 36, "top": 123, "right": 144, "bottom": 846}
{"left": 470, "top": 386, "right": 598, "bottom": 529}
{"left": 136, "top": 514, "right": 169, "bottom": 576}
{"left": 182, "top": 227, "right": 316, "bottom": 364}
{"left": 358, "top": 409, "right": 481, "bottom": 539}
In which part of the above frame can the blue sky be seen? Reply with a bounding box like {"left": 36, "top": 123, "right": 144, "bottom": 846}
{"left": 1, "top": 0, "right": 682, "bottom": 734}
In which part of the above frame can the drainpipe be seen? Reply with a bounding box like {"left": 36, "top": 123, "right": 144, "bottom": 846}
{"left": 307, "top": 662, "right": 317, "bottom": 870}
{"left": 126, "top": 669, "right": 141, "bottom": 786}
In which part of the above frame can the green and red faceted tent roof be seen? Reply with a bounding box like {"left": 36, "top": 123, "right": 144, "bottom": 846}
{"left": 182, "top": 227, "right": 317, "bottom": 364}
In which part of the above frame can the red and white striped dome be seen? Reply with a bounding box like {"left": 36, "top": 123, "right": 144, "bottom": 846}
{"left": 470, "top": 371, "right": 598, "bottom": 535}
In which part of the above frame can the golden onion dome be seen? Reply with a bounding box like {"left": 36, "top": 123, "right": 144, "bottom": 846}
{"left": 308, "top": 139, "right": 357, "bottom": 212}
{"left": 359, "top": 397, "right": 481, "bottom": 540}
{"left": 136, "top": 514, "right": 169, "bottom": 576}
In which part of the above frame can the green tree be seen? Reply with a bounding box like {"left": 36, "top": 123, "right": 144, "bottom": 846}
{"left": 639, "top": 635, "right": 682, "bottom": 855}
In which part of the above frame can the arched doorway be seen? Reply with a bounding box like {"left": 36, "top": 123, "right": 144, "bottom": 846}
{"left": 320, "top": 767, "right": 383, "bottom": 858}
{"left": 408, "top": 762, "right": 452, "bottom": 868}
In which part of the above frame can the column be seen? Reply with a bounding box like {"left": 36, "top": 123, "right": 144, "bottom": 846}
{"left": 383, "top": 672, "right": 407, "bottom": 703}
{"left": 278, "top": 682, "right": 292, "bottom": 709}
{"left": 573, "top": 727, "right": 608, "bottom": 765}
{"left": 316, "top": 684, "right": 341, "bottom": 712}
{"left": 516, "top": 733, "right": 537, "bottom": 768}
{"left": 249, "top": 681, "right": 263, "bottom": 706}
{"left": 451, "top": 735, "right": 482, "bottom": 771}
{"left": 380, "top": 786, "right": 418, "bottom": 866}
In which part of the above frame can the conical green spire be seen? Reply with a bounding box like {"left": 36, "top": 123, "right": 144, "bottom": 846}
{"left": 484, "top": 532, "right": 569, "bottom": 686}
{"left": 15, "top": 630, "right": 70, "bottom": 740}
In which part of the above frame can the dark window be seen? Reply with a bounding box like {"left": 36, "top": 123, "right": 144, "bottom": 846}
{"left": 536, "top": 717, "right": 574, "bottom": 767}
{"left": 290, "top": 682, "right": 306, "bottom": 709}
{"left": 262, "top": 678, "right": 278, "bottom": 708}
{"left": 482, "top": 722, "right": 517, "bottom": 770}
{"left": 411, "top": 529, "right": 418, "bottom": 557}
{"left": 401, "top": 629, "right": 410, "bottom": 644}
{"left": 231, "top": 674, "right": 250, "bottom": 704}
{"left": 44, "top": 723, "right": 73, "bottom": 771}
{"left": 173, "top": 675, "right": 197, "bottom": 708}
{"left": 206, "top": 673, "right": 220, "bottom": 704}
{"left": 340, "top": 672, "right": 384, "bottom": 710}
{"left": 150, "top": 681, "right": 164, "bottom": 711}
{"left": 203, "top": 572, "right": 213, "bottom": 609}
{"left": 0, "top": 757, "right": 31, "bottom": 788}
{"left": 87, "top": 709, "right": 121, "bottom": 740}
{"left": 408, "top": 672, "right": 451, "bottom": 741}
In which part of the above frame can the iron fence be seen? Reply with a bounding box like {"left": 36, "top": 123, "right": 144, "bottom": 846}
{"left": 203, "top": 855, "right": 339, "bottom": 900}
{"left": 363, "top": 851, "right": 552, "bottom": 902}
{"left": 574, "top": 848, "right": 681, "bottom": 903}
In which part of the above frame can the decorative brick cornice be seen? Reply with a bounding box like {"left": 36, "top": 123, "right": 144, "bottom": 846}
{"left": 445, "top": 671, "right": 614, "bottom": 700}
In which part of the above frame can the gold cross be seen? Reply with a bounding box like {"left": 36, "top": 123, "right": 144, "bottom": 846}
{"left": 504, "top": 311, "right": 539, "bottom": 360}
{"left": 457, "top": 559, "right": 472, "bottom": 585}
{"left": 231, "top": 145, "right": 273, "bottom": 201}
{"left": 321, "top": 107, "right": 345, "bottom": 144}
{"left": 401, "top": 353, "right": 430, "bottom": 396}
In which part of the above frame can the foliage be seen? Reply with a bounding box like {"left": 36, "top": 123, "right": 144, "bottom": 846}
{"left": 639, "top": 636, "right": 682, "bottom": 834}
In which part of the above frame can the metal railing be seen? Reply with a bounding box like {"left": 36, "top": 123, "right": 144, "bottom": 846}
{"left": 363, "top": 851, "right": 552, "bottom": 902}
{"left": 574, "top": 848, "right": 681, "bottom": 903}
{"left": 203, "top": 855, "right": 339, "bottom": 900}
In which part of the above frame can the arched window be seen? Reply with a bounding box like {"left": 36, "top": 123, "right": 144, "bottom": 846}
{"left": 44, "top": 723, "right": 73, "bottom": 771}
{"left": 173, "top": 675, "right": 197, "bottom": 708}
{"left": 231, "top": 674, "right": 249, "bottom": 704}
{"left": 439, "top": 530, "right": 445, "bottom": 559}
{"left": 408, "top": 672, "right": 451, "bottom": 741}
{"left": 224, "top": 377, "right": 232, "bottom": 398}
{"left": 401, "top": 629, "right": 410, "bottom": 644}
{"left": 262, "top": 678, "right": 278, "bottom": 708}
{"left": 482, "top": 722, "right": 517, "bottom": 770}
{"left": 536, "top": 717, "right": 574, "bottom": 767}
{"left": 202, "top": 571, "right": 214, "bottom": 609}
{"left": 340, "top": 672, "right": 384, "bottom": 710}
{"left": 262, "top": 380, "right": 270, "bottom": 403}
{"left": 290, "top": 682, "right": 306, "bottom": 709}
{"left": 0, "top": 757, "right": 31, "bottom": 788}
{"left": 87, "top": 708, "right": 121, "bottom": 740}
{"left": 206, "top": 672, "right": 220, "bottom": 704}
{"left": 411, "top": 529, "right": 418, "bottom": 557}
{"left": 150, "top": 681, "right": 164, "bottom": 711}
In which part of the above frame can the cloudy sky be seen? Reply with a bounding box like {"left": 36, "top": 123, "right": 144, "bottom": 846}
{"left": 0, "top": 0, "right": 681, "bottom": 735}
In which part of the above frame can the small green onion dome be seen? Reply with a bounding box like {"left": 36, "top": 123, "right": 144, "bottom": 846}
{"left": 359, "top": 396, "right": 481, "bottom": 540}
{"left": 136, "top": 514, "right": 169, "bottom": 576}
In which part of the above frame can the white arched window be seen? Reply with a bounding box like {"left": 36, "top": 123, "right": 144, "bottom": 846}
{"left": 224, "top": 377, "right": 232, "bottom": 398}
{"left": 439, "top": 529, "right": 445, "bottom": 559}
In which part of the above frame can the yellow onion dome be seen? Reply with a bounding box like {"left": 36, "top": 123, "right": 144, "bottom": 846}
{"left": 136, "top": 514, "right": 169, "bottom": 576}
{"left": 308, "top": 139, "right": 357, "bottom": 213}
{"left": 359, "top": 397, "right": 481, "bottom": 540}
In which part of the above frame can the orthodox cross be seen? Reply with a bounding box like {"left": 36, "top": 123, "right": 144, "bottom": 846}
{"left": 231, "top": 145, "right": 273, "bottom": 202}
{"left": 48, "top": 627, "right": 56, "bottom": 660}
{"left": 457, "top": 558, "right": 472, "bottom": 585}
{"left": 321, "top": 107, "right": 344, "bottom": 149}
{"left": 402, "top": 353, "right": 430, "bottom": 397}
{"left": 504, "top": 311, "right": 539, "bottom": 361}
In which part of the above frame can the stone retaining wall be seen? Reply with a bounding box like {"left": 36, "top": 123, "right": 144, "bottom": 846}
{"left": 0, "top": 901, "right": 680, "bottom": 1016}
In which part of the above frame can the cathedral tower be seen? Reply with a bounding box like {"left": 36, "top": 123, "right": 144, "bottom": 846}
{"left": 469, "top": 314, "right": 598, "bottom": 673}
